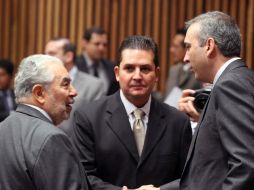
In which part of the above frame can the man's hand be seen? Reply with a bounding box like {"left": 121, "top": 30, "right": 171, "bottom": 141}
{"left": 122, "top": 185, "right": 159, "bottom": 190}
{"left": 178, "top": 89, "right": 200, "bottom": 122}
{"left": 137, "top": 185, "right": 159, "bottom": 190}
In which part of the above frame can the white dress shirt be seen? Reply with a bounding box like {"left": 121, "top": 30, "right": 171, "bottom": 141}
{"left": 119, "top": 90, "right": 151, "bottom": 132}
{"left": 83, "top": 53, "right": 109, "bottom": 93}
{"left": 24, "top": 104, "right": 52, "bottom": 123}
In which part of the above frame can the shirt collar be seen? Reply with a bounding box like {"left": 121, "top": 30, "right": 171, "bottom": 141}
{"left": 83, "top": 52, "right": 102, "bottom": 69}
{"left": 183, "top": 63, "right": 191, "bottom": 71}
{"left": 83, "top": 52, "right": 93, "bottom": 68}
{"left": 213, "top": 57, "right": 241, "bottom": 85}
{"left": 69, "top": 65, "right": 78, "bottom": 83}
{"left": 120, "top": 90, "right": 151, "bottom": 117}
{"left": 23, "top": 104, "right": 53, "bottom": 122}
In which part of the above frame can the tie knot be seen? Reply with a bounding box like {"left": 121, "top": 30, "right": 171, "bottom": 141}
{"left": 133, "top": 109, "right": 144, "bottom": 120}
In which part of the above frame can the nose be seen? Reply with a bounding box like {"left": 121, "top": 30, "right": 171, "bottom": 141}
{"left": 183, "top": 52, "right": 189, "bottom": 63}
{"left": 133, "top": 68, "right": 142, "bottom": 79}
{"left": 69, "top": 84, "right": 77, "bottom": 97}
{"left": 98, "top": 43, "right": 106, "bottom": 51}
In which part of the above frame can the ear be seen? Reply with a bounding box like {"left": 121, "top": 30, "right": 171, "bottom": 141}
{"left": 206, "top": 38, "right": 216, "bottom": 58}
{"left": 64, "top": 51, "right": 73, "bottom": 63}
{"left": 155, "top": 67, "right": 160, "bottom": 82}
{"left": 82, "top": 39, "right": 88, "bottom": 49}
{"left": 114, "top": 66, "right": 120, "bottom": 82}
{"left": 32, "top": 84, "right": 46, "bottom": 104}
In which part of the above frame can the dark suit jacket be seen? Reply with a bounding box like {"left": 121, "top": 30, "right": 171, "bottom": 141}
{"left": 0, "top": 89, "right": 16, "bottom": 121}
{"left": 179, "top": 59, "right": 254, "bottom": 190}
{"left": 75, "top": 54, "right": 119, "bottom": 95}
{"left": 0, "top": 104, "right": 90, "bottom": 190}
{"left": 72, "top": 91, "right": 192, "bottom": 190}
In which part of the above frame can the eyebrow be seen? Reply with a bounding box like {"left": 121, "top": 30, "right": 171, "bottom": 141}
{"left": 123, "top": 63, "right": 153, "bottom": 66}
{"left": 60, "top": 77, "right": 71, "bottom": 84}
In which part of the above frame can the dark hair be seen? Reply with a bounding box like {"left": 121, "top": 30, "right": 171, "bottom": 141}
{"left": 0, "top": 59, "right": 14, "bottom": 76}
{"left": 176, "top": 28, "right": 187, "bottom": 36}
{"left": 117, "top": 35, "right": 159, "bottom": 67}
{"left": 63, "top": 42, "right": 76, "bottom": 62}
{"left": 50, "top": 37, "right": 77, "bottom": 62}
{"left": 176, "top": 28, "right": 187, "bottom": 48}
{"left": 83, "top": 26, "right": 107, "bottom": 41}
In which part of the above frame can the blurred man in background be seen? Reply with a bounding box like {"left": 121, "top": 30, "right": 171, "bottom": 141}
{"left": 45, "top": 37, "right": 105, "bottom": 136}
{"left": 45, "top": 37, "right": 104, "bottom": 102}
{"left": 0, "top": 59, "right": 16, "bottom": 121}
{"left": 164, "top": 28, "right": 201, "bottom": 108}
{"left": 76, "top": 26, "right": 119, "bottom": 95}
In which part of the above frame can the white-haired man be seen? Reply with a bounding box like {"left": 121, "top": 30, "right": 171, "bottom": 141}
{"left": 0, "top": 54, "right": 90, "bottom": 190}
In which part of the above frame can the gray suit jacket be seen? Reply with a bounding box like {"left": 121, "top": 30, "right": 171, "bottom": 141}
{"left": 165, "top": 63, "right": 202, "bottom": 98}
{"left": 0, "top": 104, "right": 90, "bottom": 190}
{"left": 75, "top": 54, "right": 119, "bottom": 95}
{"left": 72, "top": 70, "right": 105, "bottom": 102}
{"left": 72, "top": 91, "right": 192, "bottom": 190}
{"left": 60, "top": 70, "right": 105, "bottom": 134}
{"left": 179, "top": 59, "right": 254, "bottom": 190}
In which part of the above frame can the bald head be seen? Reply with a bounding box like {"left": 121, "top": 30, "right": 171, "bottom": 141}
{"left": 45, "top": 38, "right": 76, "bottom": 71}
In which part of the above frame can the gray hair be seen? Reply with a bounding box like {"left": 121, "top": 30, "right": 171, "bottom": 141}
{"left": 14, "top": 54, "right": 62, "bottom": 102}
{"left": 185, "top": 11, "right": 241, "bottom": 57}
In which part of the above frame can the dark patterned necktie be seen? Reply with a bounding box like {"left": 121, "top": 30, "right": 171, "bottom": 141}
{"left": 2, "top": 91, "right": 10, "bottom": 112}
{"left": 92, "top": 63, "right": 99, "bottom": 77}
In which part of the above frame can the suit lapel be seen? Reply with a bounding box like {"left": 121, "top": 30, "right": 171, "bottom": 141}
{"left": 16, "top": 104, "right": 53, "bottom": 124}
{"left": 0, "top": 91, "right": 6, "bottom": 110}
{"left": 72, "top": 71, "right": 79, "bottom": 87}
{"left": 10, "top": 90, "right": 17, "bottom": 110}
{"left": 219, "top": 59, "right": 246, "bottom": 77}
{"left": 188, "top": 59, "right": 245, "bottom": 149}
{"left": 181, "top": 92, "right": 211, "bottom": 177}
{"left": 181, "top": 59, "right": 247, "bottom": 178}
{"left": 139, "top": 99, "right": 167, "bottom": 166}
{"left": 72, "top": 71, "right": 83, "bottom": 91}
{"left": 101, "top": 60, "right": 111, "bottom": 80}
{"left": 76, "top": 54, "right": 89, "bottom": 73}
{"left": 105, "top": 95, "right": 168, "bottom": 164}
{"left": 105, "top": 93, "right": 139, "bottom": 162}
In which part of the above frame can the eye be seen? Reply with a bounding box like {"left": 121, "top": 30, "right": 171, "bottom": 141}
{"left": 185, "top": 44, "right": 191, "bottom": 50}
{"left": 124, "top": 65, "right": 134, "bottom": 73}
{"left": 62, "top": 82, "right": 70, "bottom": 89}
{"left": 61, "top": 79, "right": 71, "bottom": 89}
{"left": 141, "top": 66, "right": 152, "bottom": 74}
{"left": 94, "top": 42, "right": 100, "bottom": 47}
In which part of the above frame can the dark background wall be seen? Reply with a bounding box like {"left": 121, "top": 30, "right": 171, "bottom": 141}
{"left": 0, "top": 0, "right": 253, "bottom": 93}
